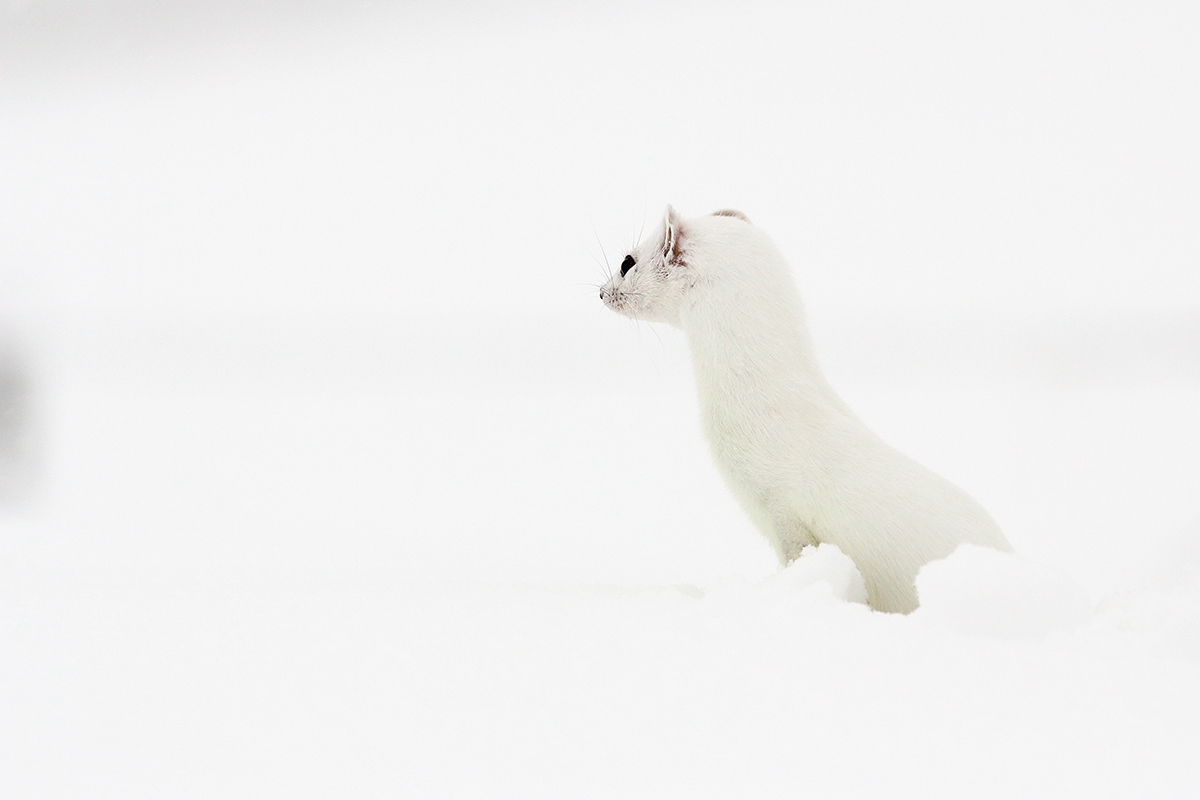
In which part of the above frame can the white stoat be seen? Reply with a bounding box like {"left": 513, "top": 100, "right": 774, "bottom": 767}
{"left": 599, "top": 206, "right": 1012, "bottom": 613}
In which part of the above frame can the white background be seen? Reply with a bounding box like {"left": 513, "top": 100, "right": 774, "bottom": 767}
{"left": 2, "top": 2, "right": 1199, "bottom": 797}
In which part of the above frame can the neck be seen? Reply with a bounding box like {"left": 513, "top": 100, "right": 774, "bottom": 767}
{"left": 680, "top": 273, "right": 840, "bottom": 418}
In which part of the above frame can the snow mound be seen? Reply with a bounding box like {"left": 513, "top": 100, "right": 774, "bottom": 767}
{"left": 760, "top": 543, "right": 869, "bottom": 605}
{"left": 913, "top": 544, "right": 1094, "bottom": 638}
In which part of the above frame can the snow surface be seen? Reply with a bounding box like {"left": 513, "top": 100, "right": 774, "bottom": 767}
{"left": 2, "top": 2, "right": 1199, "bottom": 798}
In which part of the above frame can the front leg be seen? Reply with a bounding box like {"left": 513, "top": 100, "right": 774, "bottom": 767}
{"left": 771, "top": 513, "right": 819, "bottom": 564}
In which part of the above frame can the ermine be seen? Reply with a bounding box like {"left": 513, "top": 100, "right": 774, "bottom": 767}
{"left": 599, "top": 206, "right": 1012, "bottom": 613}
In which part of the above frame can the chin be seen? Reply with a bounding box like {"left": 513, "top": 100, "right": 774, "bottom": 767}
{"left": 604, "top": 300, "right": 639, "bottom": 321}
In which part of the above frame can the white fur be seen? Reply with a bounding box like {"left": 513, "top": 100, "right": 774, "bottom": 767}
{"left": 600, "top": 206, "right": 1013, "bottom": 613}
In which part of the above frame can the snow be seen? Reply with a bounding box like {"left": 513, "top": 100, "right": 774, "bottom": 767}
{"left": 2, "top": 2, "right": 1200, "bottom": 797}
{"left": 913, "top": 545, "right": 1093, "bottom": 640}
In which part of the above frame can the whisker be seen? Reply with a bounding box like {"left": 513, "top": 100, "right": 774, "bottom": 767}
{"left": 584, "top": 244, "right": 612, "bottom": 289}
{"left": 585, "top": 250, "right": 609, "bottom": 281}
{"left": 592, "top": 225, "right": 612, "bottom": 281}
{"left": 573, "top": 281, "right": 606, "bottom": 297}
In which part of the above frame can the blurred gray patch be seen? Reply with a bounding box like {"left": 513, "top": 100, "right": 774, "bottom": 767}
{"left": 0, "top": 339, "right": 36, "bottom": 505}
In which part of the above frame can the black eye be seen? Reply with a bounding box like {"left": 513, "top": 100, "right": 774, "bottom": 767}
{"left": 620, "top": 255, "right": 636, "bottom": 276}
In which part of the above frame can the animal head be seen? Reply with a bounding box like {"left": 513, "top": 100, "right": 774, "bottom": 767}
{"left": 599, "top": 205, "right": 751, "bottom": 327}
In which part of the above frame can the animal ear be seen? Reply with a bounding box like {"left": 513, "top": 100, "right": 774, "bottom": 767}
{"left": 661, "top": 204, "right": 683, "bottom": 263}
{"left": 711, "top": 209, "right": 750, "bottom": 224}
